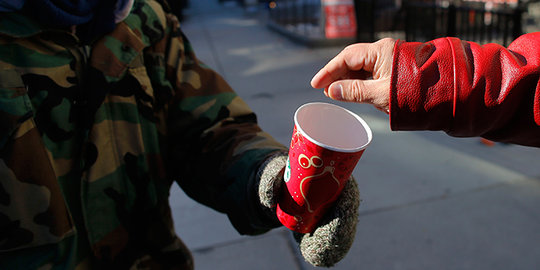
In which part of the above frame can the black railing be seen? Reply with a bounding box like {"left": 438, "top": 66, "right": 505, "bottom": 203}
{"left": 268, "top": 0, "right": 327, "bottom": 44}
{"left": 353, "top": 0, "right": 376, "bottom": 41}
{"left": 404, "top": 1, "right": 524, "bottom": 46}
{"left": 267, "top": 0, "right": 526, "bottom": 46}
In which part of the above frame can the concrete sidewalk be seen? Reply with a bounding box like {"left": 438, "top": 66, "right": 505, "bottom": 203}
{"left": 168, "top": 1, "right": 540, "bottom": 269}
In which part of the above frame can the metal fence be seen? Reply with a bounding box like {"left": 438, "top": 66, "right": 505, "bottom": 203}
{"left": 403, "top": 1, "right": 524, "bottom": 46}
{"left": 267, "top": 0, "right": 526, "bottom": 46}
{"left": 267, "top": 0, "right": 327, "bottom": 44}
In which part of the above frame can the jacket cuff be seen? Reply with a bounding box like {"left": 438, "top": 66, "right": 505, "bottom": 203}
{"left": 227, "top": 150, "right": 286, "bottom": 235}
{"left": 390, "top": 38, "right": 459, "bottom": 132}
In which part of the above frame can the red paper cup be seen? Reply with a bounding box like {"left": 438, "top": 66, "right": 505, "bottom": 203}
{"left": 276, "top": 102, "right": 372, "bottom": 233}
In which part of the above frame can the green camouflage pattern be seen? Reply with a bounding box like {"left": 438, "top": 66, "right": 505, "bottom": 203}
{"left": 0, "top": 0, "right": 286, "bottom": 268}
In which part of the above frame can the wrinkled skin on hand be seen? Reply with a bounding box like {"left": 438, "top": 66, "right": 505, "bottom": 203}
{"left": 311, "top": 38, "right": 396, "bottom": 113}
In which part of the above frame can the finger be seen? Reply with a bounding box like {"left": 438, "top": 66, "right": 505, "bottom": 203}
{"left": 257, "top": 152, "right": 288, "bottom": 208}
{"left": 326, "top": 78, "right": 390, "bottom": 111}
{"left": 296, "top": 177, "right": 359, "bottom": 267}
{"left": 311, "top": 43, "right": 376, "bottom": 89}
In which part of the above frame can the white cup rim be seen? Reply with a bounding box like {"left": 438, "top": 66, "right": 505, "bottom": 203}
{"left": 294, "top": 102, "right": 373, "bottom": 153}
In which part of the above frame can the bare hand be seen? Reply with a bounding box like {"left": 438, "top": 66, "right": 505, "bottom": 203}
{"left": 310, "top": 38, "right": 396, "bottom": 113}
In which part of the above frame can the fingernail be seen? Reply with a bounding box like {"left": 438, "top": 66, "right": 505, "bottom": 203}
{"left": 329, "top": 83, "right": 343, "bottom": 100}
{"left": 310, "top": 72, "right": 321, "bottom": 87}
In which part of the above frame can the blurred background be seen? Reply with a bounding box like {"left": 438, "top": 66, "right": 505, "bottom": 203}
{"left": 168, "top": 0, "right": 540, "bottom": 269}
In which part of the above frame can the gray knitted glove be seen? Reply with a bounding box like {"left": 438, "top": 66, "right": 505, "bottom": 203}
{"left": 258, "top": 152, "right": 360, "bottom": 267}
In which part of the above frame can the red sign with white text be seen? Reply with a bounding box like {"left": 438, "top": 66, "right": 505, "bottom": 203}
{"left": 323, "top": 0, "right": 357, "bottom": 39}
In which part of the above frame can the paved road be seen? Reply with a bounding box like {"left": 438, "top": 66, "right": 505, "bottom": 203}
{"left": 169, "top": 1, "right": 540, "bottom": 269}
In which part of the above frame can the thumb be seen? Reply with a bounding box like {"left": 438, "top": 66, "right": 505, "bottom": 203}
{"left": 326, "top": 78, "right": 390, "bottom": 112}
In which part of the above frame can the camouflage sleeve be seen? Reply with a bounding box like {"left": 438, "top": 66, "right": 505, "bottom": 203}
{"left": 145, "top": 6, "right": 287, "bottom": 234}
{"left": 0, "top": 69, "right": 33, "bottom": 149}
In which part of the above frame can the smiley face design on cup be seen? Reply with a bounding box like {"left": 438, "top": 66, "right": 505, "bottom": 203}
{"left": 276, "top": 102, "right": 372, "bottom": 233}
{"left": 295, "top": 154, "right": 341, "bottom": 213}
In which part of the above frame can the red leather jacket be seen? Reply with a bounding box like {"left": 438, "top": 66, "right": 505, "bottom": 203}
{"left": 390, "top": 32, "right": 540, "bottom": 147}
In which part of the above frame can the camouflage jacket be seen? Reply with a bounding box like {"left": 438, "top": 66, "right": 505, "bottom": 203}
{"left": 0, "top": 1, "right": 286, "bottom": 268}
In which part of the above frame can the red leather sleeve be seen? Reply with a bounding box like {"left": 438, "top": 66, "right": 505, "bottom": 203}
{"left": 389, "top": 33, "right": 540, "bottom": 147}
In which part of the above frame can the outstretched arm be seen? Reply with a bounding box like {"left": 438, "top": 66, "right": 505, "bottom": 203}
{"left": 311, "top": 34, "right": 540, "bottom": 147}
